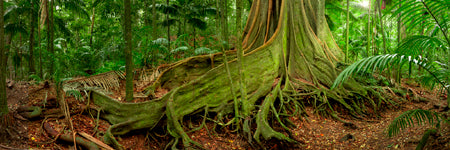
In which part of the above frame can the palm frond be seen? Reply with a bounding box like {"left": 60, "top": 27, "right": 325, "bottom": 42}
{"left": 396, "top": 35, "right": 447, "bottom": 57}
{"left": 66, "top": 70, "right": 125, "bottom": 90}
{"left": 389, "top": 0, "right": 450, "bottom": 35}
{"left": 387, "top": 109, "right": 440, "bottom": 137}
{"left": 188, "top": 18, "right": 207, "bottom": 30}
{"left": 154, "top": 4, "right": 179, "bottom": 16}
{"left": 331, "top": 54, "right": 448, "bottom": 89}
{"left": 5, "top": 22, "right": 28, "bottom": 36}
{"left": 63, "top": 0, "right": 90, "bottom": 19}
{"left": 54, "top": 16, "right": 72, "bottom": 36}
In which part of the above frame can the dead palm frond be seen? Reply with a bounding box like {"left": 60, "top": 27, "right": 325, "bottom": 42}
{"left": 66, "top": 70, "right": 125, "bottom": 90}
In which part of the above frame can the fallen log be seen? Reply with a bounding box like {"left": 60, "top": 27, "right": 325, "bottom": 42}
{"left": 43, "top": 122, "right": 99, "bottom": 150}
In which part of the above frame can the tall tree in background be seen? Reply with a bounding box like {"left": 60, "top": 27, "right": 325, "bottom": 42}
{"left": 152, "top": 0, "right": 157, "bottom": 65}
{"left": 376, "top": 0, "right": 387, "bottom": 54}
{"left": 124, "top": 0, "right": 134, "bottom": 101}
{"left": 0, "top": 0, "right": 7, "bottom": 117}
{"left": 345, "top": 0, "right": 349, "bottom": 62}
{"left": 47, "top": 0, "right": 55, "bottom": 75}
{"left": 366, "top": 0, "right": 371, "bottom": 57}
{"left": 166, "top": 0, "right": 170, "bottom": 51}
{"left": 29, "top": 0, "right": 36, "bottom": 74}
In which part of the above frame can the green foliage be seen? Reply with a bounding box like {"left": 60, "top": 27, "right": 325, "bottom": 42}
{"left": 65, "top": 89, "right": 84, "bottom": 101}
{"left": 397, "top": 35, "right": 447, "bottom": 57}
{"left": 389, "top": 0, "right": 449, "bottom": 34}
{"left": 194, "top": 47, "right": 218, "bottom": 55}
{"left": 387, "top": 109, "right": 440, "bottom": 137}
{"left": 332, "top": 54, "right": 448, "bottom": 89}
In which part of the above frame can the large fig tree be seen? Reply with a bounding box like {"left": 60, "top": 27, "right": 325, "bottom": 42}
{"left": 90, "top": 0, "right": 383, "bottom": 148}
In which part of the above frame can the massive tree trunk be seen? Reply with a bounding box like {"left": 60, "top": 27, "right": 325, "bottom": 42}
{"left": 90, "top": 0, "right": 379, "bottom": 149}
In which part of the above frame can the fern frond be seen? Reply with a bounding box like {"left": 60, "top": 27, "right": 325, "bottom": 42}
{"left": 153, "top": 38, "right": 169, "bottom": 46}
{"left": 194, "top": 47, "right": 218, "bottom": 55}
{"left": 66, "top": 90, "right": 84, "bottom": 101}
{"left": 170, "top": 46, "right": 190, "bottom": 54}
{"left": 387, "top": 109, "right": 440, "bottom": 137}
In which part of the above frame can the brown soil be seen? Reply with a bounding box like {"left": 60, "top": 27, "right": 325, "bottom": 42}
{"left": 1, "top": 79, "right": 449, "bottom": 150}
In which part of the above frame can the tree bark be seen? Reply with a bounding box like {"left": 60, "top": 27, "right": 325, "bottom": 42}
{"left": 90, "top": 7, "right": 95, "bottom": 48}
{"left": 345, "top": 0, "right": 349, "bottom": 62}
{"left": 366, "top": 0, "right": 371, "bottom": 57}
{"left": 152, "top": 0, "right": 157, "bottom": 65}
{"left": 166, "top": 0, "right": 170, "bottom": 53}
{"left": 29, "top": 0, "right": 36, "bottom": 74}
{"left": 124, "top": 0, "right": 134, "bottom": 101}
{"left": 47, "top": 0, "right": 54, "bottom": 75}
{"left": 0, "top": 0, "right": 7, "bottom": 116}
{"left": 376, "top": 0, "right": 387, "bottom": 54}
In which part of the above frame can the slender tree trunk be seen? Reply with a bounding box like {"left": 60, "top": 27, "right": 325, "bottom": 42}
{"left": 377, "top": 0, "right": 387, "bottom": 54}
{"left": 0, "top": 0, "right": 7, "bottom": 116}
{"left": 345, "top": 0, "right": 349, "bottom": 62}
{"left": 166, "top": 0, "right": 170, "bottom": 52}
{"left": 221, "top": 0, "right": 229, "bottom": 48}
{"left": 193, "top": 27, "right": 196, "bottom": 50}
{"left": 46, "top": 0, "right": 54, "bottom": 75}
{"left": 397, "top": 0, "right": 402, "bottom": 47}
{"left": 38, "top": 18, "right": 43, "bottom": 79}
{"left": 6, "top": 34, "right": 12, "bottom": 79}
{"left": 29, "top": 0, "right": 36, "bottom": 74}
{"left": 90, "top": 7, "right": 95, "bottom": 48}
{"left": 152, "top": 0, "right": 158, "bottom": 66}
{"left": 152, "top": 0, "right": 157, "bottom": 39}
{"left": 366, "top": 0, "right": 371, "bottom": 57}
{"left": 124, "top": 0, "right": 134, "bottom": 101}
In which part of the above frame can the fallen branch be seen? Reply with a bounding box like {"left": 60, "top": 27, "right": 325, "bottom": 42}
{"left": 43, "top": 122, "right": 99, "bottom": 150}
{"left": 79, "top": 132, "right": 114, "bottom": 150}
{"left": 0, "top": 144, "right": 27, "bottom": 150}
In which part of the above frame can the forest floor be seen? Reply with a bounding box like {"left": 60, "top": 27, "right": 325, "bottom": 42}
{"left": 1, "top": 77, "right": 449, "bottom": 150}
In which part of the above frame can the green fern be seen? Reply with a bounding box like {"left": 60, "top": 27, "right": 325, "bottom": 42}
{"left": 153, "top": 38, "right": 169, "bottom": 45}
{"left": 387, "top": 109, "right": 440, "bottom": 137}
{"left": 65, "top": 89, "right": 84, "bottom": 101}
{"left": 170, "top": 46, "right": 190, "bottom": 54}
{"left": 194, "top": 47, "right": 218, "bottom": 55}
